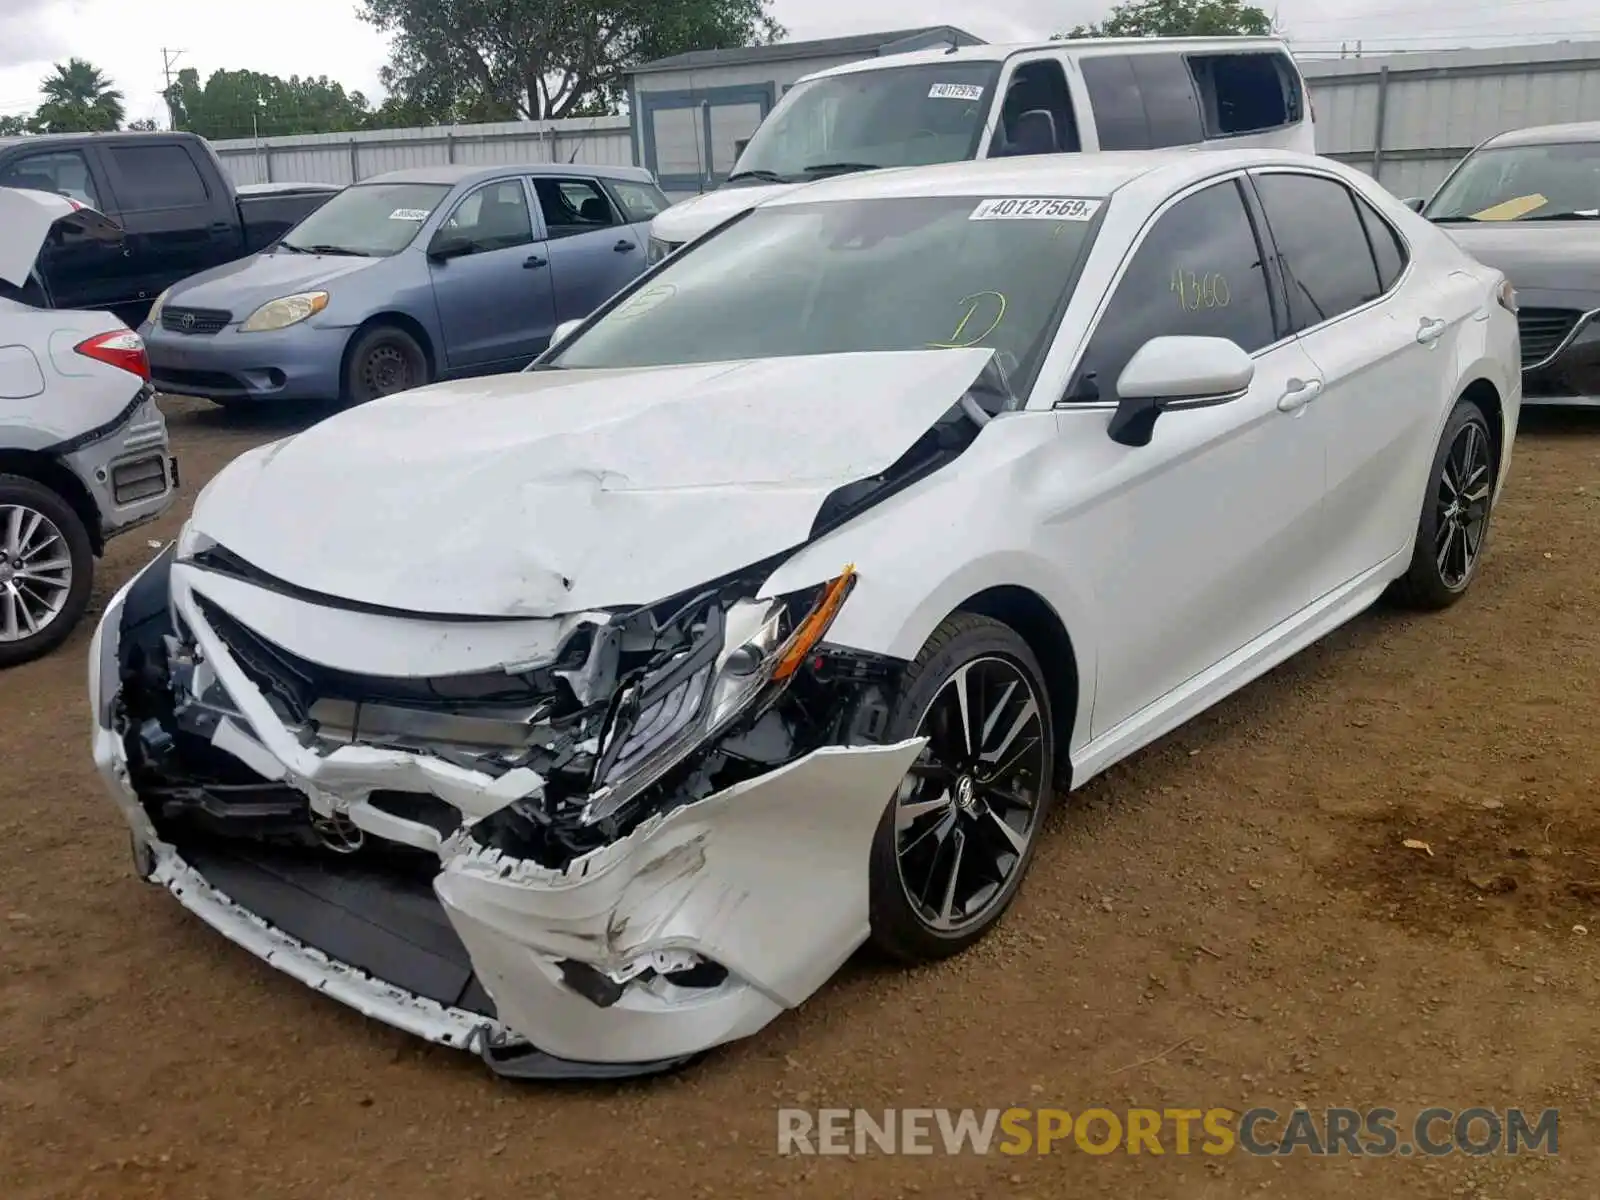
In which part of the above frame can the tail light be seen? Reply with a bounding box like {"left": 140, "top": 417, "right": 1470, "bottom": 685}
{"left": 74, "top": 330, "right": 150, "bottom": 382}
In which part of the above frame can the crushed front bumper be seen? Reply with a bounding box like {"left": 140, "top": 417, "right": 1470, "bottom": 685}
{"left": 89, "top": 553, "right": 923, "bottom": 1077}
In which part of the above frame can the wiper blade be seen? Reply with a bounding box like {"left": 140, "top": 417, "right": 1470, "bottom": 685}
{"left": 301, "top": 244, "right": 371, "bottom": 256}
{"left": 1426, "top": 215, "right": 1482, "bottom": 224}
{"left": 801, "top": 161, "right": 881, "bottom": 176}
{"left": 725, "top": 168, "right": 789, "bottom": 183}
{"left": 276, "top": 240, "right": 310, "bottom": 253}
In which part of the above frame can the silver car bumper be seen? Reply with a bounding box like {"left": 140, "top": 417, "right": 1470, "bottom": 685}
{"left": 58, "top": 386, "right": 177, "bottom": 542}
{"left": 89, "top": 555, "right": 924, "bottom": 1076}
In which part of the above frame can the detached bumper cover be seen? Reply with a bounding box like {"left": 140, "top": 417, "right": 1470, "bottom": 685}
{"left": 89, "top": 555, "right": 923, "bottom": 1076}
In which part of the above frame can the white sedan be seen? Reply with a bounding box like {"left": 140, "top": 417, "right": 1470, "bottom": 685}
{"left": 89, "top": 148, "right": 1520, "bottom": 1078}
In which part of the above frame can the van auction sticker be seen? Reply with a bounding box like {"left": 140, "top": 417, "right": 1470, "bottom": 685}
{"left": 929, "top": 83, "right": 985, "bottom": 101}
{"left": 389, "top": 208, "right": 431, "bottom": 221}
{"left": 969, "top": 197, "right": 1102, "bottom": 221}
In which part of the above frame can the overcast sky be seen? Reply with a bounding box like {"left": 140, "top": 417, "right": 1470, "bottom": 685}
{"left": 2, "top": 0, "right": 1595, "bottom": 126}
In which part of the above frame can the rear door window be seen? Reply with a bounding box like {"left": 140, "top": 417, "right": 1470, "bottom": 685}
{"left": 104, "top": 143, "right": 210, "bottom": 210}
{"left": 1187, "top": 52, "right": 1301, "bottom": 137}
{"left": 1080, "top": 53, "right": 1204, "bottom": 151}
{"left": 533, "top": 177, "right": 619, "bottom": 238}
{"left": 1253, "top": 171, "right": 1384, "bottom": 332}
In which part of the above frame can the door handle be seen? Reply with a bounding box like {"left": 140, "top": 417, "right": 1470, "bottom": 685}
{"left": 613, "top": 239, "right": 636, "bottom": 253}
{"left": 1276, "top": 377, "right": 1323, "bottom": 413}
{"left": 1417, "top": 317, "right": 1447, "bottom": 345}
{"left": 524, "top": 254, "right": 546, "bottom": 269}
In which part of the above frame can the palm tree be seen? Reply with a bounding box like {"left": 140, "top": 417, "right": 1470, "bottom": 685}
{"left": 33, "top": 59, "right": 125, "bottom": 133}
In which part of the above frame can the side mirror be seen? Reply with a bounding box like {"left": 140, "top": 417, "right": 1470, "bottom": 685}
{"left": 550, "top": 317, "right": 584, "bottom": 348}
{"left": 427, "top": 232, "right": 472, "bottom": 261}
{"left": 1106, "top": 335, "right": 1254, "bottom": 448}
{"left": 1403, "top": 196, "right": 1426, "bottom": 213}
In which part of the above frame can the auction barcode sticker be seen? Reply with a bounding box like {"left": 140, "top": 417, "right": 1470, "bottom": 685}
{"left": 929, "top": 83, "right": 984, "bottom": 101}
{"left": 389, "top": 208, "right": 431, "bottom": 221}
{"left": 970, "top": 197, "right": 1102, "bottom": 221}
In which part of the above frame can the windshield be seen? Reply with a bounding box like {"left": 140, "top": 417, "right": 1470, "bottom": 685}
{"left": 729, "top": 62, "right": 1001, "bottom": 183}
{"left": 1425, "top": 141, "right": 1600, "bottom": 221}
{"left": 549, "top": 194, "right": 1102, "bottom": 393}
{"left": 278, "top": 182, "right": 451, "bottom": 256}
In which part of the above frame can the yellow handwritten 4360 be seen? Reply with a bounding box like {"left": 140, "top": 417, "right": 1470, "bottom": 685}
{"left": 1171, "top": 269, "right": 1230, "bottom": 312}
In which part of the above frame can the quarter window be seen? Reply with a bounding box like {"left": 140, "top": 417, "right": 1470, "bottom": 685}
{"left": 1188, "top": 53, "right": 1301, "bottom": 137}
{"left": 0, "top": 150, "right": 101, "bottom": 208}
{"left": 1356, "top": 196, "right": 1408, "bottom": 291}
{"left": 1067, "top": 179, "right": 1277, "bottom": 403}
{"left": 1253, "top": 172, "right": 1384, "bottom": 332}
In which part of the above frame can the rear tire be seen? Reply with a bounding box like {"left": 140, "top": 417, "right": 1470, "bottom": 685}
{"left": 1391, "top": 397, "right": 1495, "bottom": 611}
{"left": 342, "top": 325, "right": 429, "bottom": 405}
{"left": 867, "top": 613, "right": 1056, "bottom": 963}
{"left": 0, "top": 474, "right": 94, "bottom": 669}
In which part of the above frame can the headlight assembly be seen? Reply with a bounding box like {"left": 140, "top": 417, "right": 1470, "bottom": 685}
{"left": 239, "top": 291, "right": 329, "bottom": 333}
{"left": 645, "top": 237, "right": 677, "bottom": 266}
{"left": 580, "top": 567, "right": 857, "bottom": 826}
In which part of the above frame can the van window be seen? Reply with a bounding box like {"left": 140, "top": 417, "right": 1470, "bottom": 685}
{"left": 1188, "top": 53, "right": 1301, "bottom": 137}
{"left": 992, "top": 59, "right": 1081, "bottom": 155}
{"left": 0, "top": 150, "right": 101, "bottom": 209}
{"left": 1079, "top": 54, "right": 1203, "bottom": 151}
{"left": 105, "top": 144, "right": 209, "bottom": 210}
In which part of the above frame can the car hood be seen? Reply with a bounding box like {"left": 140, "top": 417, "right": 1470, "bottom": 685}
{"left": 650, "top": 182, "right": 800, "bottom": 244}
{"left": 1441, "top": 222, "right": 1600, "bottom": 304}
{"left": 186, "top": 347, "right": 994, "bottom": 617}
{"left": 0, "top": 187, "right": 123, "bottom": 288}
{"left": 167, "top": 249, "right": 382, "bottom": 313}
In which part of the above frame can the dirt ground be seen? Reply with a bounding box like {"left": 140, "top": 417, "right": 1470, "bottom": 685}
{"left": 1, "top": 396, "right": 1597, "bottom": 1199}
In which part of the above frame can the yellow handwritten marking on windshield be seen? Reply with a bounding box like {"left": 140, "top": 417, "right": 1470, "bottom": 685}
{"left": 927, "top": 291, "right": 1007, "bottom": 349}
{"left": 1171, "top": 269, "right": 1230, "bottom": 312}
{"left": 1470, "top": 193, "right": 1547, "bottom": 221}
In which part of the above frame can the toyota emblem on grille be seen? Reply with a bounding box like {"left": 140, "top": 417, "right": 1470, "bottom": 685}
{"left": 180, "top": 312, "right": 195, "bottom": 331}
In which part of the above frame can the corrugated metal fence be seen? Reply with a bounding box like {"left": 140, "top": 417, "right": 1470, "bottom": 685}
{"left": 212, "top": 116, "right": 634, "bottom": 186}
{"left": 1304, "top": 40, "right": 1600, "bottom": 199}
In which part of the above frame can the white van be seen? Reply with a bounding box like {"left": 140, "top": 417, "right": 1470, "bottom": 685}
{"left": 647, "top": 36, "right": 1315, "bottom": 257}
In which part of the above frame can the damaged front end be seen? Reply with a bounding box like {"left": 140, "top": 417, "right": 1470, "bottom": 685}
{"left": 90, "top": 541, "right": 925, "bottom": 1077}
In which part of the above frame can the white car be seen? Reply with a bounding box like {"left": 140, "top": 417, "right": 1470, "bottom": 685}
{"left": 90, "top": 148, "right": 1519, "bottom": 1078}
{"left": 648, "top": 35, "right": 1316, "bottom": 257}
{"left": 1, "top": 187, "right": 177, "bottom": 667}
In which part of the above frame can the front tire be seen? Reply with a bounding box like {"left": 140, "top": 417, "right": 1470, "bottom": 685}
{"left": 1391, "top": 397, "right": 1495, "bottom": 610}
{"left": 0, "top": 475, "right": 94, "bottom": 668}
{"left": 342, "top": 325, "right": 429, "bottom": 405}
{"left": 868, "top": 613, "right": 1056, "bottom": 963}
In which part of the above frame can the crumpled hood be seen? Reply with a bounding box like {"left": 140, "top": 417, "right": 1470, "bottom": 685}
{"left": 650, "top": 182, "right": 799, "bottom": 244}
{"left": 0, "top": 187, "right": 123, "bottom": 288}
{"left": 166, "top": 248, "right": 380, "bottom": 314}
{"left": 187, "top": 348, "right": 993, "bottom": 617}
{"left": 1443, "top": 222, "right": 1600, "bottom": 304}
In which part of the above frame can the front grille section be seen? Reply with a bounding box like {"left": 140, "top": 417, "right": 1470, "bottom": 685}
{"left": 161, "top": 306, "right": 232, "bottom": 335}
{"left": 1517, "top": 308, "right": 1582, "bottom": 368}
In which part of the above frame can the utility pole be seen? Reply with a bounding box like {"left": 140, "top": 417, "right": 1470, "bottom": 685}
{"left": 160, "top": 48, "right": 184, "bottom": 129}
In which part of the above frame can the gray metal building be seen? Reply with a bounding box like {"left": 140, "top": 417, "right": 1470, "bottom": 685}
{"left": 623, "top": 26, "right": 983, "bottom": 197}
{"left": 1303, "top": 40, "right": 1600, "bottom": 199}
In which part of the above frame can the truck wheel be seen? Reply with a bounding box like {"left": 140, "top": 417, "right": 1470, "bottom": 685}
{"left": 342, "top": 325, "right": 429, "bottom": 405}
{"left": 0, "top": 474, "right": 94, "bottom": 669}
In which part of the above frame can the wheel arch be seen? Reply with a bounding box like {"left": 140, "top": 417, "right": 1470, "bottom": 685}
{"left": 339, "top": 311, "right": 438, "bottom": 390}
{"left": 1455, "top": 376, "right": 1505, "bottom": 481}
{"left": 0, "top": 449, "right": 102, "bottom": 554}
{"left": 953, "top": 585, "right": 1080, "bottom": 792}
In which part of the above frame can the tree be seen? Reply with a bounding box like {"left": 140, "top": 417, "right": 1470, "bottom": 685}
{"left": 359, "top": 0, "right": 785, "bottom": 122}
{"left": 1060, "top": 0, "right": 1272, "bottom": 39}
{"left": 32, "top": 58, "right": 126, "bottom": 132}
{"left": 166, "top": 68, "right": 375, "bottom": 139}
{"left": 0, "top": 114, "right": 31, "bottom": 136}
{"left": 127, "top": 117, "right": 160, "bottom": 131}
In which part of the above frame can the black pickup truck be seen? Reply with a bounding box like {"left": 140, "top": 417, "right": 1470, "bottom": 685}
{"left": 0, "top": 130, "right": 338, "bottom": 324}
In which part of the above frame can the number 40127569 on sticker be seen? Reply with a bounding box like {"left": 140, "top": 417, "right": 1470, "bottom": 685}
{"left": 969, "top": 197, "right": 1102, "bottom": 222}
